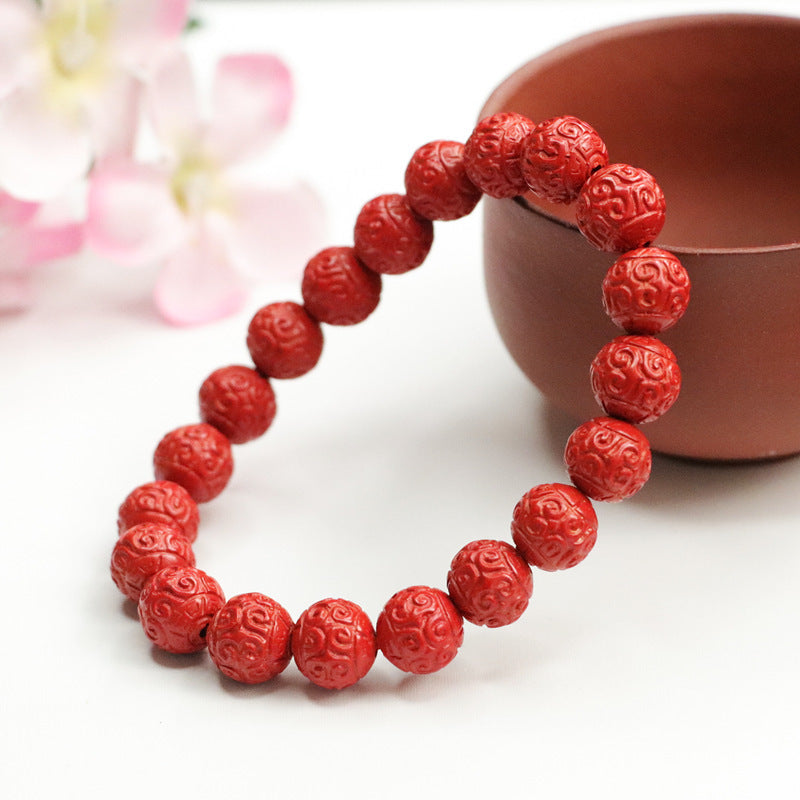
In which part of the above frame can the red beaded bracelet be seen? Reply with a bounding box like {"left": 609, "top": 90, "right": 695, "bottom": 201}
{"left": 111, "top": 111, "right": 690, "bottom": 690}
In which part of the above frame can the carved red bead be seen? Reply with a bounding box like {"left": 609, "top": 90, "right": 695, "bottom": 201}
{"left": 247, "top": 301, "right": 324, "bottom": 379}
{"left": 138, "top": 565, "right": 225, "bottom": 654}
{"left": 511, "top": 483, "right": 598, "bottom": 571}
{"left": 591, "top": 335, "right": 682, "bottom": 423}
{"left": 153, "top": 423, "right": 233, "bottom": 503}
{"left": 199, "top": 365, "right": 276, "bottom": 444}
{"left": 207, "top": 593, "right": 294, "bottom": 684}
{"left": 576, "top": 163, "right": 666, "bottom": 252}
{"left": 522, "top": 115, "right": 609, "bottom": 203}
{"left": 446, "top": 539, "right": 533, "bottom": 627}
{"left": 463, "top": 112, "right": 535, "bottom": 198}
{"left": 110, "top": 522, "right": 196, "bottom": 602}
{"left": 291, "top": 598, "right": 377, "bottom": 690}
{"left": 117, "top": 480, "right": 199, "bottom": 542}
{"left": 376, "top": 585, "right": 463, "bottom": 674}
{"left": 404, "top": 140, "right": 482, "bottom": 220}
{"left": 301, "top": 246, "right": 382, "bottom": 325}
{"left": 602, "top": 247, "right": 691, "bottom": 334}
{"left": 564, "top": 416, "right": 652, "bottom": 502}
{"left": 353, "top": 193, "right": 433, "bottom": 275}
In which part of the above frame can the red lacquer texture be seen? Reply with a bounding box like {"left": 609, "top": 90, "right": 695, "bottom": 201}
{"left": 446, "top": 539, "right": 533, "bottom": 627}
{"left": 376, "top": 585, "right": 463, "bottom": 674}
{"left": 207, "top": 593, "right": 294, "bottom": 684}
{"left": 117, "top": 480, "right": 199, "bottom": 542}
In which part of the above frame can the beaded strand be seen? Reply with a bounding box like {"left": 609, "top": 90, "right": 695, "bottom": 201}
{"left": 111, "top": 111, "right": 690, "bottom": 689}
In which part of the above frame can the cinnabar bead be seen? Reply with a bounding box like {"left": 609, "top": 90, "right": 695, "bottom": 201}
{"left": 199, "top": 365, "right": 276, "bottom": 444}
{"left": 207, "top": 593, "right": 294, "bottom": 684}
{"left": 404, "top": 140, "right": 482, "bottom": 220}
{"left": 138, "top": 565, "right": 225, "bottom": 654}
{"left": 565, "top": 416, "right": 652, "bottom": 502}
{"left": 521, "top": 115, "right": 609, "bottom": 203}
{"left": 576, "top": 163, "right": 666, "bottom": 252}
{"left": 117, "top": 480, "right": 199, "bottom": 542}
{"left": 602, "top": 247, "right": 690, "bottom": 334}
{"left": 153, "top": 423, "right": 233, "bottom": 503}
{"left": 446, "top": 540, "right": 533, "bottom": 627}
{"left": 591, "top": 335, "right": 682, "bottom": 423}
{"left": 463, "top": 112, "right": 535, "bottom": 198}
{"left": 353, "top": 194, "right": 433, "bottom": 275}
{"left": 511, "top": 483, "right": 598, "bottom": 571}
{"left": 376, "top": 585, "right": 463, "bottom": 674}
{"left": 111, "top": 522, "right": 196, "bottom": 602}
{"left": 291, "top": 598, "right": 377, "bottom": 690}
{"left": 247, "top": 301, "right": 324, "bottom": 379}
{"left": 301, "top": 246, "right": 382, "bottom": 325}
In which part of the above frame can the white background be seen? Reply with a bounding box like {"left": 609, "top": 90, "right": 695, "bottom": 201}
{"left": 2, "top": 1, "right": 800, "bottom": 798}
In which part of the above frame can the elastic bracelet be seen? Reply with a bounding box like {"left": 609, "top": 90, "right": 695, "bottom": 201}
{"left": 111, "top": 111, "right": 689, "bottom": 690}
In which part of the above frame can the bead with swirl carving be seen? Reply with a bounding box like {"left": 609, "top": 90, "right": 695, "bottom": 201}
{"left": 353, "top": 193, "right": 433, "bottom": 275}
{"left": 301, "top": 246, "right": 382, "bottom": 325}
{"left": 404, "top": 140, "right": 483, "bottom": 220}
{"left": 117, "top": 480, "right": 199, "bottom": 542}
{"left": 602, "top": 247, "right": 691, "bottom": 334}
{"left": 564, "top": 416, "right": 652, "bottom": 502}
{"left": 511, "top": 483, "right": 598, "bottom": 571}
{"left": 138, "top": 565, "right": 225, "bottom": 654}
{"left": 576, "top": 163, "right": 666, "bottom": 252}
{"left": 291, "top": 598, "right": 377, "bottom": 689}
{"left": 207, "top": 593, "right": 294, "bottom": 684}
{"left": 463, "top": 112, "right": 535, "bottom": 198}
{"left": 447, "top": 539, "right": 533, "bottom": 627}
{"left": 591, "top": 335, "right": 681, "bottom": 423}
{"left": 111, "top": 522, "right": 196, "bottom": 602}
{"left": 376, "top": 585, "right": 463, "bottom": 674}
{"left": 199, "top": 365, "right": 277, "bottom": 444}
{"left": 247, "top": 301, "right": 324, "bottom": 379}
{"left": 153, "top": 423, "right": 233, "bottom": 503}
{"left": 522, "top": 115, "right": 609, "bottom": 203}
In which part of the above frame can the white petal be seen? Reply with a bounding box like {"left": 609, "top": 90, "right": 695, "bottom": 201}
{"left": 145, "top": 49, "right": 201, "bottom": 152}
{"left": 0, "top": 0, "right": 39, "bottom": 99}
{"left": 88, "top": 74, "right": 142, "bottom": 161}
{"left": 112, "top": 0, "right": 190, "bottom": 68}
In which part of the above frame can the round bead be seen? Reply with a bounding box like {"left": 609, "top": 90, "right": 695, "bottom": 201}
{"left": 511, "top": 483, "right": 598, "bottom": 571}
{"left": 376, "top": 585, "right": 463, "bottom": 675}
{"left": 247, "top": 301, "right": 324, "bottom": 380}
{"left": 199, "top": 365, "right": 276, "bottom": 444}
{"left": 521, "top": 115, "right": 609, "bottom": 203}
{"left": 446, "top": 540, "right": 533, "bottom": 627}
{"left": 353, "top": 193, "right": 433, "bottom": 275}
{"left": 291, "top": 598, "right": 377, "bottom": 690}
{"left": 207, "top": 593, "right": 294, "bottom": 684}
{"left": 138, "top": 565, "right": 225, "bottom": 654}
{"left": 111, "top": 522, "right": 196, "bottom": 602}
{"left": 591, "top": 335, "right": 682, "bottom": 423}
{"left": 117, "top": 480, "right": 199, "bottom": 542}
{"left": 602, "top": 247, "right": 691, "bottom": 334}
{"left": 576, "top": 163, "right": 666, "bottom": 252}
{"left": 153, "top": 423, "right": 233, "bottom": 504}
{"left": 565, "top": 416, "right": 652, "bottom": 502}
{"left": 301, "top": 246, "right": 382, "bottom": 325}
{"left": 404, "top": 140, "right": 482, "bottom": 220}
{"left": 463, "top": 112, "right": 535, "bottom": 198}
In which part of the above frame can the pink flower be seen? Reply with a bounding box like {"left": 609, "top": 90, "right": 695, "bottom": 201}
{"left": 0, "top": 0, "right": 191, "bottom": 200}
{"left": 87, "top": 51, "right": 325, "bottom": 325}
{"left": 0, "top": 191, "right": 84, "bottom": 312}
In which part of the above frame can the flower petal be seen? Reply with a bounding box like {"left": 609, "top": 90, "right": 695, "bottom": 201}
{"left": 112, "top": 0, "right": 191, "bottom": 68}
{"left": 220, "top": 183, "right": 326, "bottom": 281}
{"left": 87, "top": 160, "right": 186, "bottom": 266}
{"left": 145, "top": 49, "right": 201, "bottom": 152}
{"left": 0, "top": 191, "right": 39, "bottom": 228}
{"left": 88, "top": 74, "right": 142, "bottom": 162}
{"left": 154, "top": 230, "right": 247, "bottom": 326}
{"left": 0, "top": 0, "right": 38, "bottom": 99}
{"left": 26, "top": 221, "right": 84, "bottom": 264}
{"left": 205, "top": 54, "right": 293, "bottom": 165}
{"left": 0, "top": 86, "right": 92, "bottom": 200}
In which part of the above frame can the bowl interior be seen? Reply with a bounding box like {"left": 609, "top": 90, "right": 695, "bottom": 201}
{"left": 493, "top": 14, "right": 800, "bottom": 250}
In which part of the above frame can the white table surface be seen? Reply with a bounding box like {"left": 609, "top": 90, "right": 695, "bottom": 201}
{"left": 3, "top": 1, "right": 800, "bottom": 798}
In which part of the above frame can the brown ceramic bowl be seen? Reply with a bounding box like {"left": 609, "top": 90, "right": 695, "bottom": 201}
{"left": 482, "top": 13, "right": 800, "bottom": 460}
